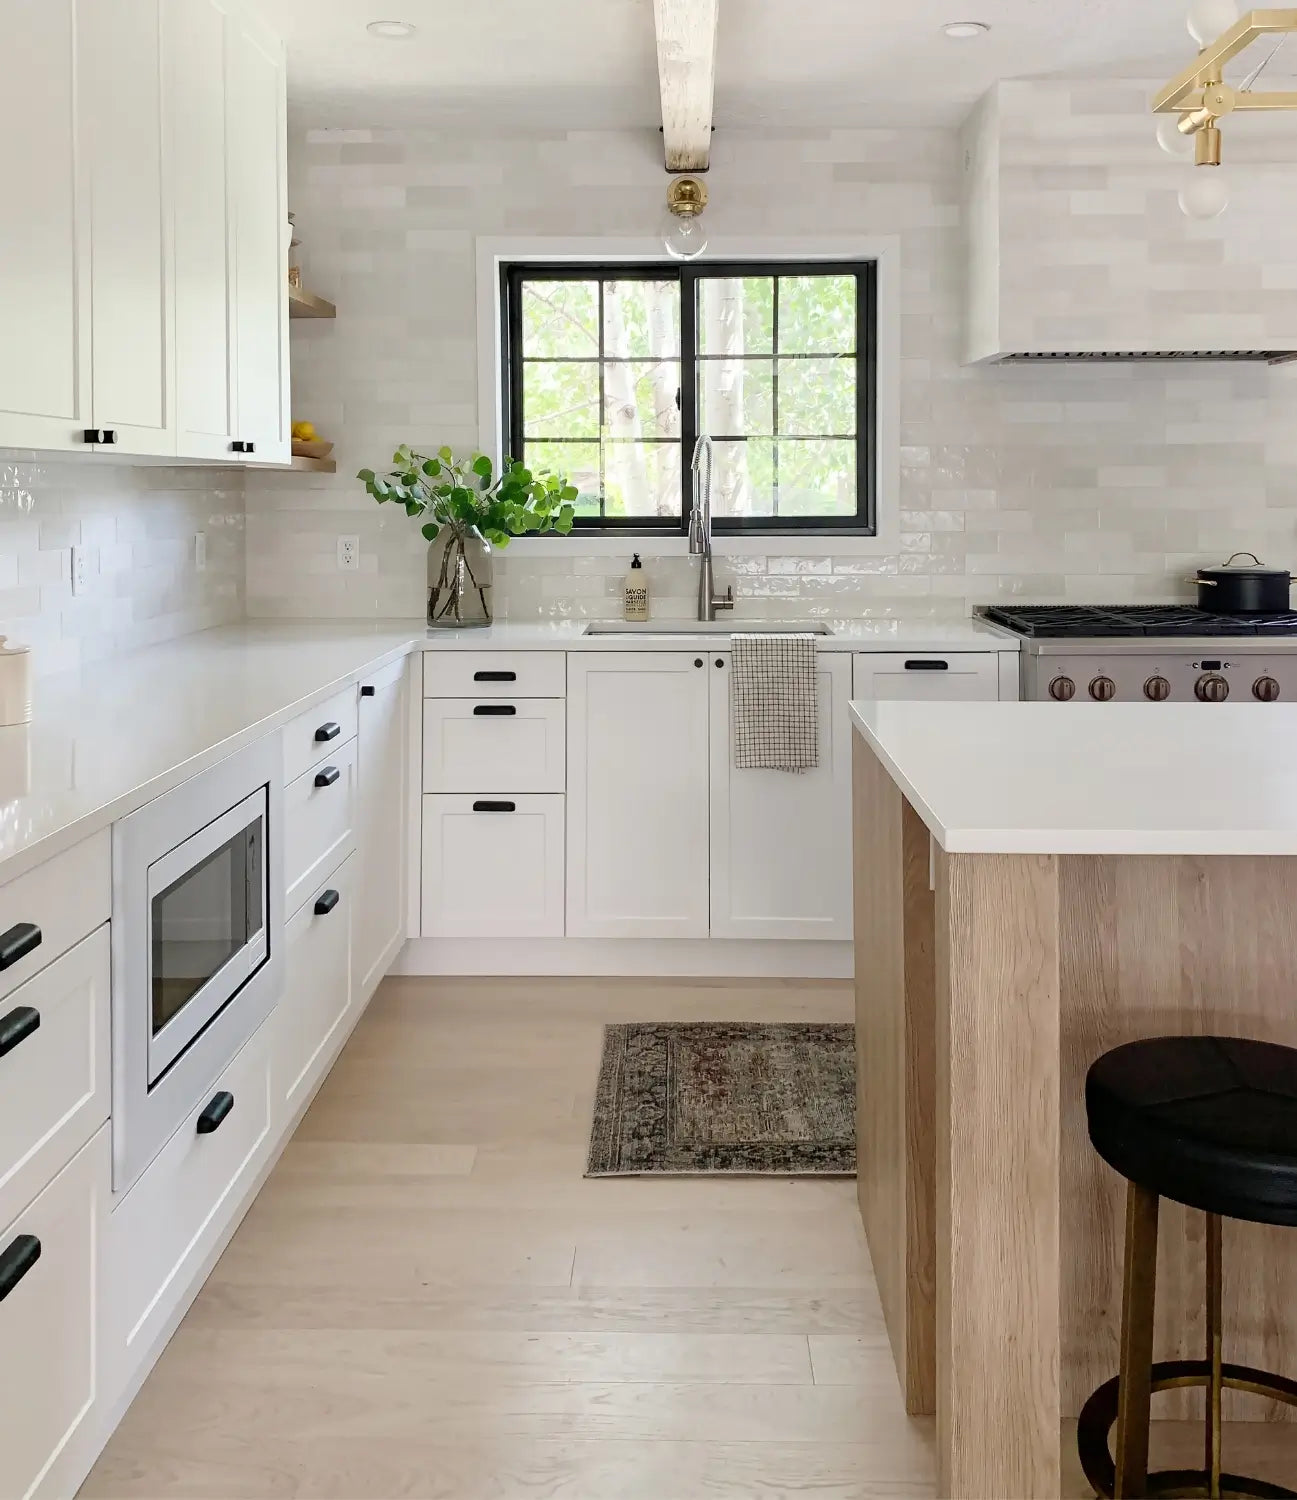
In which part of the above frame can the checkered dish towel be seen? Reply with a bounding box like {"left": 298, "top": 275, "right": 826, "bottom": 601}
{"left": 730, "top": 633, "right": 819, "bottom": 773}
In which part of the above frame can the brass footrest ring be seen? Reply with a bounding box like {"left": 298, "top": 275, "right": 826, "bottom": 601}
{"left": 1077, "top": 1359, "right": 1297, "bottom": 1499}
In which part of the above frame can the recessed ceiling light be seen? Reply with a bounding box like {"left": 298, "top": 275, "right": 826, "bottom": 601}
{"left": 942, "top": 20, "right": 990, "bottom": 37}
{"left": 366, "top": 19, "right": 417, "bottom": 39}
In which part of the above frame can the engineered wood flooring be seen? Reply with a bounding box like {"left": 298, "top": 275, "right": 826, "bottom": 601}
{"left": 79, "top": 978, "right": 1295, "bottom": 1499}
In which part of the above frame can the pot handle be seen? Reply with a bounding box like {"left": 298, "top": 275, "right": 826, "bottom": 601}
{"left": 1222, "top": 551, "right": 1264, "bottom": 566}
{"left": 1189, "top": 576, "right": 1218, "bottom": 585}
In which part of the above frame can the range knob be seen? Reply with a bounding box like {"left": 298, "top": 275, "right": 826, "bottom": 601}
{"left": 1089, "top": 675, "right": 1117, "bottom": 702}
{"left": 1048, "top": 675, "right": 1076, "bottom": 701}
{"left": 1254, "top": 675, "right": 1281, "bottom": 702}
{"left": 1143, "top": 675, "right": 1171, "bottom": 702}
{"left": 1195, "top": 673, "right": 1230, "bottom": 703}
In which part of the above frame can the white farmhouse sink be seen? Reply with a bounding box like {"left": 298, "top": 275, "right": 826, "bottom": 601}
{"left": 582, "top": 622, "right": 833, "bottom": 637}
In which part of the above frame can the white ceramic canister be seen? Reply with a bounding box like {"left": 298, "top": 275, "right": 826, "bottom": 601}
{"left": 0, "top": 637, "right": 33, "bottom": 725}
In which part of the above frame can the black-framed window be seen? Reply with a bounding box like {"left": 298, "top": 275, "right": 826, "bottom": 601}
{"left": 502, "top": 261, "right": 877, "bottom": 535}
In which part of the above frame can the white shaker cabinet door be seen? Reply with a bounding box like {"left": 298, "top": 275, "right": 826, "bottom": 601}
{"left": 228, "top": 10, "right": 289, "bottom": 464}
{"left": 709, "top": 650, "right": 854, "bottom": 941}
{"left": 852, "top": 650, "right": 1002, "bottom": 701}
{"left": 80, "top": 0, "right": 174, "bottom": 455}
{"left": 0, "top": 0, "right": 90, "bottom": 451}
{"left": 566, "top": 652, "right": 710, "bottom": 940}
{"left": 354, "top": 662, "right": 410, "bottom": 1006}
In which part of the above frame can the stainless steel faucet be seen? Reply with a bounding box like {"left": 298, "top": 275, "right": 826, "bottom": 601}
{"left": 688, "top": 435, "right": 734, "bottom": 622}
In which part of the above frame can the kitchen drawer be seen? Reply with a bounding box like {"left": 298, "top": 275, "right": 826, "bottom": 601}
{"left": 423, "top": 650, "right": 565, "bottom": 700}
{"left": 0, "top": 831, "right": 110, "bottom": 1007}
{"left": 852, "top": 650, "right": 1002, "bottom": 702}
{"left": 282, "top": 685, "right": 358, "bottom": 785}
{"left": 0, "top": 1126, "right": 108, "bottom": 1500}
{"left": 109, "top": 1020, "right": 271, "bottom": 1363}
{"left": 278, "top": 854, "right": 353, "bottom": 1119}
{"left": 421, "top": 794, "right": 564, "bottom": 938}
{"left": 284, "top": 734, "right": 356, "bottom": 918}
{"left": 422, "top": 698, "right": 565, "bottom": 794}
{"left": 0, "top": 927, "right": 110, "bottom": 1237}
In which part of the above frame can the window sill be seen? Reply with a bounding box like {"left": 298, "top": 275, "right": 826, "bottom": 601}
{"left": 495, "top": 531, "right": 899, "bottom": 559}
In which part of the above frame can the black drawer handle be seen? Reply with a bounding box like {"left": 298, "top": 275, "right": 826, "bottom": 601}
{"left": 360, "top": 684, "right": 376, "bottom": 697}
{"left": 314, "top": 765, "right": 341, "bottom": 787}
{"left": 314, "top": 721, "right": 341, "bottom": 742}
{"left": 196, "top": 1091, "right": 234, "bottom": 1135}
{"left": 314, "top": 888, "right": 340, "bottom": 916}
{"left": 473, "top": 670, "right": 516, "bottom": 682}
{"left": 0, "top": 1234, "right": 40, "bottom": 1301}
{"left": 81, "top": 428, "right": 117, "bottom": 445}
{"left": 473, "top": 704, "right": 517, "bottom": 717}
{"left": 904, "top": 659, "right": 950, "bottom": 671}
{"left": 0, "top": 1006, "right": 40, "bottom": 1058}
{"left": 230, "top": 439, "right": 256, "bottom": 454}
{"left": 473, "top": 800, "right": 516, "bottom": 813}
{"left": 0, "top": 922, "right": 41, "bottom": 971}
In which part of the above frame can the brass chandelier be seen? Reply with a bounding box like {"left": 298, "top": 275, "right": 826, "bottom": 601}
{"left": 1154, "top": 5, "right": 1297, "bottom": 216}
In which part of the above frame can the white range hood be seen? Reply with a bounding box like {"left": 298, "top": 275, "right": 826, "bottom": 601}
{"left": 962, "top": 81, "right": 1297, "bottom": 366}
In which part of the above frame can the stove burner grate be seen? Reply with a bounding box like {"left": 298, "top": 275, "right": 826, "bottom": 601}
{"left": 981, "top": 604, "right": 1297, "bottom": 639}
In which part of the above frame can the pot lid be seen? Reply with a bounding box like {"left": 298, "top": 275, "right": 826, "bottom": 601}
{"left": 1199, "top": 551, "right": 1289, "bottom": 577}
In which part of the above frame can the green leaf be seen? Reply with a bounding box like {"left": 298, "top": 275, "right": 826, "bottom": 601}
{"left": 439, "top": 445, "right": 453, "bottom": 462}
{"left": 471, "top": 454, "right": 493, "bottom": 479}
{"left": 357, "top": 468, "right": 375, "bottom": 483}
{"left": 421, "top": 521, "right": 440, "bottom": 541}
{"left": 423, "top": 458, "right": 441, "bottom": 477}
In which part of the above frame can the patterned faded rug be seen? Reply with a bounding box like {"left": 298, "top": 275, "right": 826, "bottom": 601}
{"left": 585, "top": 1021, "right": 856, "bottom": 1176}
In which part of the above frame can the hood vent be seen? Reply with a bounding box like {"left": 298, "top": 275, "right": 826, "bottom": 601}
{"left": 1002, "top": 350, "right": 1297, "bottom": 365}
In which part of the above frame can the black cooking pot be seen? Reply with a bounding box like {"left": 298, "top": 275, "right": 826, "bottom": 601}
{"left": 1192, "top": 552, "right": 1292, "bottom": 613}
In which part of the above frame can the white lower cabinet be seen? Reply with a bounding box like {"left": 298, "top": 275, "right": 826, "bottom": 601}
{"left": 566, "top": 652, "right": 711, "bottom": 940}
{"left": 283, "top": 733, "right": 356, "bottom": 918}
{"left": 709, "top": 652, "right": 854, "bottom": 940}
{"left": 354, "top": 660, "right": 410, "bottom": 1007}
{"left": 422, "top": 795, "right": 564, "bottom": 938}
{"left": 422, "top": 697, "right": 565, "bottom": 795}
{"left": 278, "top": 856, "right": 354, "bottom": 1119}
{"left": 0, "top": 1126, "right": 108, "bottom": 1500}
{"left": 852, "top": 650, "right": 1002, "bottom": 700}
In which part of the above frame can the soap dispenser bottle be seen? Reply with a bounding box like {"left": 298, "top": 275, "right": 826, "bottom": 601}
{"left": 623, "top": 553, "right": 649, "bottom": 622}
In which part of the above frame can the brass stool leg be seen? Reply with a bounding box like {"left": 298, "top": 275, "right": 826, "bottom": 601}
{"left": 1205, "top": 1213, "right": 1224, "bottom": 1500}
{"left": 1115, "top": 1182, "right": 1160, "bottom": 1499}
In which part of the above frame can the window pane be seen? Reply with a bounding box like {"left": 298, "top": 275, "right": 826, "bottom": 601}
{"left": 775, "top": 439, "right": 856, "bottom": 517}
{"left": 710, "top": 440, "right": 775, "bottom": 519}
{"left": 777, "top": 356, "right": 856, "bottom": 437}
{"left": 603, "top": 361, "right": 681, "bottom": 440}
{"left": 699, "top": 359, "right": 773, "bottom": 438}
{"left": 699, "top": 277, "right": 774, "bottom": 355}
{"left": 521, "top": 281, "right": 598, "bottom": 358}
{"left": 522, "top": 361, "right": 599, "bottom": 439}
{"left": 525, "top": 441, "right": 601, "bottom": 515}
{"left": 603, "top": 443, "right": 681, "bottom": 519}
{"left": 777, "top": 275, "right": 856, "bottom": 355}
{"left": 604, "top": 280, "right": 679, "bottom": 359}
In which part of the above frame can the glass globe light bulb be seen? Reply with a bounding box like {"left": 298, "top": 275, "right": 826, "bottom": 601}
{"left": 1179, "top": 170, "right": 1230, "bottom": 219}
{"left": 1156, "top": 114, "right": 1194, "bottom": 157}
{"left": 663, "top": 210, "right": 708, "bottom": 261}
{"left": 1187, "top": 0, "right": 1238, "bottom": 46}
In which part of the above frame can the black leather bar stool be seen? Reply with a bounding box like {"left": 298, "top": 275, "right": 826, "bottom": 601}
{"left": 1078, "top": 1036, "right": 1297, "bottom": 1499}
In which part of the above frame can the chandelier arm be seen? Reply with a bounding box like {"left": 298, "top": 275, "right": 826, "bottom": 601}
{"left": 1154, "top": 9, "right": 1297, "bottom": 112}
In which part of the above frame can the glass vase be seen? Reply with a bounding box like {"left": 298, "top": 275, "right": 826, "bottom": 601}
{"left": 427, "top": 524, "right": 493, "bottom": 629}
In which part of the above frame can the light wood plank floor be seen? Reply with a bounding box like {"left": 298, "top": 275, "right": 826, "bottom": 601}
{"left": 81, "top": 978, "right": 1295, "bottom": 1499}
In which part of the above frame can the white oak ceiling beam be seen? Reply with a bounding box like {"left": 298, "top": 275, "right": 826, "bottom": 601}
{"left": 653, "top": 0, "right": 718, "bottom": 172}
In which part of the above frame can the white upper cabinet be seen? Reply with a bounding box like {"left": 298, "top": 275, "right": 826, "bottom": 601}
{"left": 566, "top": 652, "right": 711, "bottom": 940}
{"left": 709, "top": 651, "right": 854, "bottom": 941}
{"left": 80, "top": 0, "right": 174, "bottom": 455}
{"left": 228, "top": 10, "right": 290, "bottom": 464}
{"left": 0, "top": 0, "right": 90, "bottom": 450}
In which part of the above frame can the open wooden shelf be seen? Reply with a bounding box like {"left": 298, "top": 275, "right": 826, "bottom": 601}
{"left": 288, "top": 285, "right": 336, "bottom": 320}
{"left": 289, "top": 454, "right": 336, "bottom": 473}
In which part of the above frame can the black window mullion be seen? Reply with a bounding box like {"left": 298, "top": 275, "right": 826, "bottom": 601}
{"left": 680, "top": 267, "right": 699, "bottom": 536}
{"left": 771, "top": 277, "right": 780, "bottom": 520}
{"left": 597, "top": 279, "right": 606, "bottom": 520}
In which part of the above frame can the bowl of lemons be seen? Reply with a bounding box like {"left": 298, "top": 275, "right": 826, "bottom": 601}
{"left": 291, "top": 421, "right": 333, "bottom": 460}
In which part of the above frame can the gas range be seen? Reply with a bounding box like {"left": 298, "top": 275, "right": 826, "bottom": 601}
{"left": 979, "top": 605, "right": 1297, "bottom": 703}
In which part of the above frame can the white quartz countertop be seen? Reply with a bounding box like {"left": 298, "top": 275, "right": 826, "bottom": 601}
{"left": 416, "top": 617, "right": 1017, "bottom": 651}
{"left": 850, "top": 699, "right": 1297, "bottom": 857}
{"left": 0, "top": 615, "right": 1014, "bottom": 885}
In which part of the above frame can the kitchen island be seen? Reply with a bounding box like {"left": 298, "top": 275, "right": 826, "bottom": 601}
{"left": 849, "top": 700, "right": 1297, "bottom": 1500}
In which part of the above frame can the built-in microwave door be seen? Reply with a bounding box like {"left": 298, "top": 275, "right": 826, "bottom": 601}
{"left": 146, "top": 786, "right": 268, "bottom": 1084}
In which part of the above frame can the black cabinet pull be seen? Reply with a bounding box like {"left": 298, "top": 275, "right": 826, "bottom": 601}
{"left": 0, "top": 1006, "right": 39, "bottom": 1059}
{"left": 0, "top": 1234, "right": 40, "bottom": 1301}
{"left": 904, "top": 659, "right": 950, "bottom": 671}
{"left": 230, "top": 440, "right": 256, "bottom": 454}
{"left": 473, "top": 704, "right": 516, "bottom": 717}
{"left": 359, "top": 684, "right": 376, "bottom": 697}
{"left": 473, "top": 800, "right": 516, "bottom": 813}
{"left": 314, "top": 888, "right": 340, "bottom": 916}
{"left": 314, "top": 721, "right": 341, "bottom": 742}
{"left": 196, "top": 1091, "right": 234, "bottom": 1135}
{"left": 81, "top": 428, "right": 116, "bottom": 445}
{"left": 314, "top": 765, "right": 341, "bottom": 787}
{"left": 473, "top": 670, "right": 515, "bottom": 682}
{"left": 714, "top": 657, "right": 725, "bottom": 668}
{"left": 694, "top": 658, "right": 704, "bottom": 668}
{"left": 0, "top": 922, "right": 41, "bottom": 972}
{"left": 102, "top": 429, "right": 117, "bottom": 444}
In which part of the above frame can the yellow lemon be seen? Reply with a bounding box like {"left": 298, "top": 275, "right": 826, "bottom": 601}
{"left": 292, "top": 420, "right": 317, "bottom": 442}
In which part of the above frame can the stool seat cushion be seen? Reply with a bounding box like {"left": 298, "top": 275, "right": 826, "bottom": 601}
{"left": 1086, "top": 1036, "right": 1297, "bottom": 1227}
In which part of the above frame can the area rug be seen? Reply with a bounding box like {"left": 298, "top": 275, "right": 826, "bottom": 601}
{"left": 585, "top": 1021, "right": 855, "bottom": 1176}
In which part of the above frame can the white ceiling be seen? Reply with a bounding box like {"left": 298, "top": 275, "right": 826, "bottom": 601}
{"left": 253, "top": 0, "right": 1277, "bottom": 129}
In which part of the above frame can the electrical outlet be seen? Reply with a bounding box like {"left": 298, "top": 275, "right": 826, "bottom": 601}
{"left": 337, "top": 535, "right": 360, "bottom": 572}
{"left": 194, "top": 531, "right": 208, "bottom": 572}
{"left": 71, "top": 544, "right": 92, "bottom": 597}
